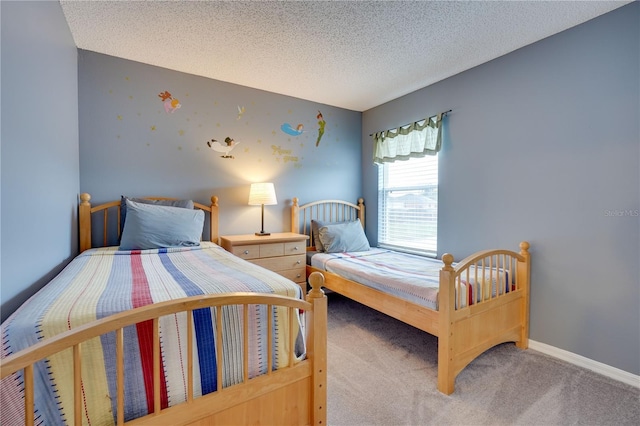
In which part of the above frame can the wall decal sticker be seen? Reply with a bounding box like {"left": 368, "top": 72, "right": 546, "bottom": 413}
{"left": 271, "top": 145, "right": 292, "bottom": 156}
{"left": 158, "top": 91, "right": 182, "bottom": 113}
{"left": 280, "top": 123, "right": 305, "bottom": 136}
{"left": 316, "top": 111, "right": 326, "bottom": 146}
{"left": 271, "top": 145, "right": 299, "bottom": 164}
{"left": 237, "top": 105, "right": 245, "bottom": 120}
{"left": 207, "top": 137, "right": 239, "bottom": 159}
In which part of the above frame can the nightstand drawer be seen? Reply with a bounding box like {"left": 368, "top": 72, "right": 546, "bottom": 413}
{"left": 259, "top": 243, "right": 284, "bottom": 257}
{"left": 278, "top": 267, "right": 306, "bottom": 283}
{"left": 250, "top": 254, "right": 305, "bottom": 272}
{"left": 231, "top": 244, "right": 261, "bottom": 260}
{"left": 284, "top": 241, "right": 305, "bottom": 255}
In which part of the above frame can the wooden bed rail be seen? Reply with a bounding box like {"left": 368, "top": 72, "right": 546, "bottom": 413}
{"left": 1, "top": 273, "right": 327, "bottom": 426}
{"left": 79, "top": 193, "right": 220, "bottom": 252}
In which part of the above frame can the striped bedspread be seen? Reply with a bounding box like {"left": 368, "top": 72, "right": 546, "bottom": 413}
{"left": 1, "top": 242, "right": 303, "bottom": 425}
{"left": 311, "top": 248, "right": 510, "bottom": 310}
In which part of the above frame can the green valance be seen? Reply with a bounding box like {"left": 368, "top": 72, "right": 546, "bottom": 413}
{"left": 373, "top": 112, "right": 444, "bottom": 164}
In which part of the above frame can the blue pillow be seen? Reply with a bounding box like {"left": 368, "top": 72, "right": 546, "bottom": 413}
{"left": 120, "top": 196, "right": 194, "bottom": 235}
{"left": 311, "top": 219, "right": 351, "bottom": 252}
{"left": 119, "top": 200, "right": 204, "bottom": 250}
{"left": 318, "top": 220, "right": 370, "bottom": 253}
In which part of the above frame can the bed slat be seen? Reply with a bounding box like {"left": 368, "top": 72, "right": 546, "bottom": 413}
{"left": 116, "top": 328, "right": 125, "bottom": 425}
{"left": 153, "top": 318, "right": 160, "bottom": 414}
{"left": 289, "top": 307, "right": 295, "bottom": 368}
{"left": 103, "top": 211, "right": 108, "bottom": 247}
{"left": 267, "top": 305, "right": 273, "bottom": 375}
{"left": 215, "top": 307, "right": 223, "bottom": 390}
{"left": 74, "top": 343, "right": 82, "bottom": 424}
{"left": 187, "top": 310, "right": 194, "bottom": 403}
{"left": 24, "top": 364, "right": 34, "bottom": 426}
{"left": 243, "top": 305, "right": 249, "bottom": 384}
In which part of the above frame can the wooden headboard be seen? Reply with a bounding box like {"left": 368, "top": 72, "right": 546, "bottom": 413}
{"left": 78, "top": 193, "right": 220, "bottom": 252}
{"left": 290, "top": 197, "right": 365, "bottom": 250}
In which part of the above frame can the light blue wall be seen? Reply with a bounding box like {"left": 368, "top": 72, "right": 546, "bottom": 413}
{"left": 78, "top": 51, "right": 362, "bottom": 238}
{"left": 1, "top": 1, "right": 79, "bottom": 322}
{"left": 362, "top": 3, "right": 639, "bottom": 375}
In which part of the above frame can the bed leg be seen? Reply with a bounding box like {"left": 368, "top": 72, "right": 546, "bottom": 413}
{"left": 437, "top": 369, "right": 455, "bottom": 395}
{"left": 437, "top": 331, "right": 456, "bottom": 395}
{"left": 438, "top": 254, "right": 456, "bottom": 395}
{"left": 307, "top": 272, "right": 327, "bottom": 425}
{"left": 516, "top": 241, "right": 531, "bottom": 350}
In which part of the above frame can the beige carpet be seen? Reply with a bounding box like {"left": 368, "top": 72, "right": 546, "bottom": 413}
{"left": 325, "top": 293, "right": 639, "bottom": 425}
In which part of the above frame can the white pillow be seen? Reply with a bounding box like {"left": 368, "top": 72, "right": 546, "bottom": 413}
{"left": 318, "top": 220, "right": 370, "bottom": 253}
{"left": 119, "top": 200, "right": 204, "bottom": 250}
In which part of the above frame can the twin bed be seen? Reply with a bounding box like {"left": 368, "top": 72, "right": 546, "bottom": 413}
{"left": 291, "top": 197, "right": 531, "bottom": 395}
{"left": 1, "top": 193, "right": 531, "bottom": 425}
{"left": 1, "top": 194, "right": 327, "bottom": 425}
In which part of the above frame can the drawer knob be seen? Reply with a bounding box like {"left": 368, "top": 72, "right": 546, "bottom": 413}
{"left": 293, "top": 246, "right": 299, "bottom": 251}
{"left": 296, "top": 260, "right": 301, "bottom": 265}
{"left": 244, "top": 250, "right": 250, "bottom": 255}
{"left": 296, "top": 274, "right": 301, "bottom": 278}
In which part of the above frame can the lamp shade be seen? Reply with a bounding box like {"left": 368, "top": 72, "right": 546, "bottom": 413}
{"left": 248, "top": 183, "right": 277, "bottom": 206}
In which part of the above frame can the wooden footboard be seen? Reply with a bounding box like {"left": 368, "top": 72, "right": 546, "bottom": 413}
{"left": 1, "top": 273, "right": 327, "bottom": 426}
{"left": 438, "top": 243, "right": 531, "bottom": 394}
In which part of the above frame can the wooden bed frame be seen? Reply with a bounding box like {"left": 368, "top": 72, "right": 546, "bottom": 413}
{"left": 291, "top": 197, "right": 530, "bottom": 395}
{"left": 1, "top": 193, "right": 328, "bottom": 425}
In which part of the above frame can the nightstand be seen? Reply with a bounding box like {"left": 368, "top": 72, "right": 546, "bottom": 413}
{"left": 220, "top": 232, "right": 309, "bottom": 291}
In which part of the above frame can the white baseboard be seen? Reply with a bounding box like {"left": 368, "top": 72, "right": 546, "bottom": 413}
{"left": 529, "top": 340, "right": 640, "bottom": 389}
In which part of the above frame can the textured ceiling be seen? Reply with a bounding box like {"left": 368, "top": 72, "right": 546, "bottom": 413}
{"left": 59, "top": 0, "right": 631, "bottom": 112}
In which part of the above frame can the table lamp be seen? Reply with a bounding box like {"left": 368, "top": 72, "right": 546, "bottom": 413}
{"left": 248, "top": 182, "right": 277, "bottom": 236}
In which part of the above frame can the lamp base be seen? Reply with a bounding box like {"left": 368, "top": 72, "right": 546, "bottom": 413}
{"left": 255, "top": 231, "right": 271, "bottom": 236}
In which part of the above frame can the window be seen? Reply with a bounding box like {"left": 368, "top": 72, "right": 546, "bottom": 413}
{"left": 373, "top": 112, "right": 445, "bottom": 257}
{"left": 377, "top": 155, "right": 438, "bottom": 257}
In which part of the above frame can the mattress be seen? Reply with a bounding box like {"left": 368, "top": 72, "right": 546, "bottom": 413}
{"left": 310, "top": 248, "right": 510, "bottom": 310}
{"left": 1, "top": 242, "right": 303, "bottom": 425}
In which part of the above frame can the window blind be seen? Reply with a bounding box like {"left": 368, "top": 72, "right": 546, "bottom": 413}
{"left": 377, "top": 155, "right": 438, "bottom": 257}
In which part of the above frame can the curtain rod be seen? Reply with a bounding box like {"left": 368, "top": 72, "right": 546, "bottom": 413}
{"left": 369, "top": 109, "right": 452, "bottom": 137}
